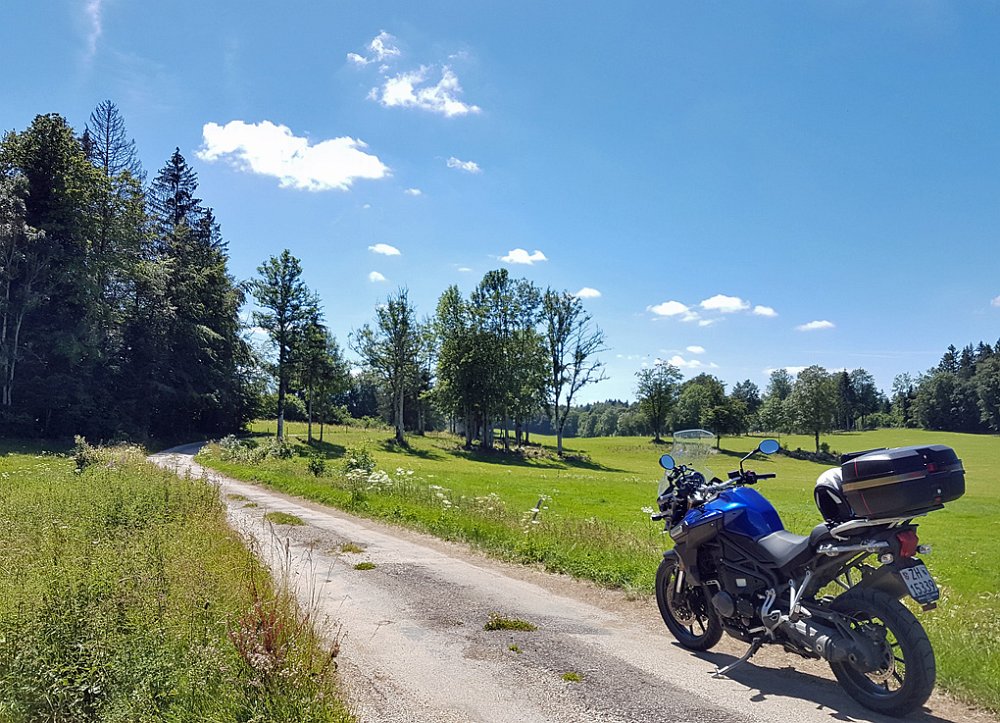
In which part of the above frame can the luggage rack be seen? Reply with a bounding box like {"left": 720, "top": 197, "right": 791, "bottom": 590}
{"left": 829, "top": 505, "right": 942, "bottom": 540}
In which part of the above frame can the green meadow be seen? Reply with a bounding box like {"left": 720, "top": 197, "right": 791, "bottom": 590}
{"left": 0, "top": 440, "right": 352, "bottom": 723}
{"left": 200, "top": 423, "right": 1000, "bottom": 712}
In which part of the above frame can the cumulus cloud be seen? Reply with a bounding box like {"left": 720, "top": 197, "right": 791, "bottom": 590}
{"left": 501, "top": 248, "right": 547, "bottom": 265}
{"left": 753, "top": 305, "right": 778, "bottom": 317}
{"left": 197, "top": 120, "right": 389, "bottom": 191}
{"left": 368, "top": 271, "right": 387, "bottom": 282}
{"left": 666, "top": 355, "right": 718, "bottom": 370}
{"left": 686, "top": 345, "right": 705, "bottom": 354}
{"left": 446, "top": 156, "right": 481, "bottom": 173}
{"left": 368, "top": 243, "right": 400, "bottom": 256}
{"left": 700, "top": 294, "right": 749, "bottom": 313}
{"left": 404, "top": 187, "right": 422, "bottom": 196}
{"left": 765, "top": 366, "right": 808, "bottom": 376}
{"left": 457, "top": 266, "right": 472, "bottom": 273}
{"left": 374, "top": 66, "right": 481, "bottom": 117}
{"left": 347, "top": 31, "right": 401, "bottom": 66}
{"left": 574, "top": 287, "right": 601, "bottom": 299}
{"left": 647, "top": 300, "right": 690, "bottom": 317}
{"left": 992, "top": 295, "right": 1000, "bottom": 307}
{"left": 796, "top": 320, "right": 835, "bottom": 332}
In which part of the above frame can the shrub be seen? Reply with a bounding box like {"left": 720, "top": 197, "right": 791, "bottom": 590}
{"left": 341, "top": 444, "right": 375, "bottom": 475}
{"left": 307, "top": 456, "right": 326, "bottom": 477}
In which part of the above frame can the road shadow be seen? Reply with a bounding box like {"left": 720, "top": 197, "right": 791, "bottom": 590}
{"left": 691, "top": 647, "right": 954, "bottom": 723}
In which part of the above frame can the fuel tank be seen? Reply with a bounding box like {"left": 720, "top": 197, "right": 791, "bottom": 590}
{"left": 672, "top": 487, "right": 784, "bottom": 544}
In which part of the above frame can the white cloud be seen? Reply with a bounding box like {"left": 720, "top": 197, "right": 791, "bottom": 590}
{"left": 666, "top": 355, "right": 718, "bottom": 370}
{"left": 765, "top": 365, "right": 808, "bottom": 377}
{"left": 197, "top": 120, "right": 389, "bottom": 191}
{"left": 84, "top": 0, "right": 103, "bottom": 61}
{"left": 647, "top": 300, "right": 690, "bottom": 317}
{"left": 796, "top": 320, "right": 835, "bottom": 332}
{"left": 991, "top": 295, "right": 1000, "bottom": 307}
{"left": 404, "top": 187, "right": 422, "bottom": 196}
{"left": 698, "top": 319, "right": 716, "bottom": 327}
{"left": 446, "top": 156, "right": 481, "bottom": 173}
{"left": 347, "top": 31, "right": 401, "bottom": 66}
{"left": 574, "top": 287, "right": 601, "bottom": 299}
{"left": 375, "top": 66, "right": 481, "bottom": 117}
{"left": 368, "top": 243, "right": 400, "bottom": 256}
{"left": 753, "top": 305, "right": 778, "bottom": 317}
{"left": 501, "top": 248, "right": 547, "bottom": 265}
{"left": 457, "top": 266, "right": 472, "bottom": 273}
{"left": 368, "top": 271, "right": 386, "bottom": 282}
{"left": 369, "top": 31, "right": 401, "bottom": 61}
{"left": 700, "top": 294, "right": 749, "bottom": 314}
{"left": 686, "top": 345, "right": 705, "bottom": 354}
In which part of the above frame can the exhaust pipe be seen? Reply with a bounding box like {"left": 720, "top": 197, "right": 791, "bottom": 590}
{"left": 777, "top": 618, "right": 880, "bottom": 669}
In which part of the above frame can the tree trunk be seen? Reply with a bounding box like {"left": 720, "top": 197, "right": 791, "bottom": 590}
{"left": 395, "top": 385, "right": 405, "bottom": 445}
{"left": 307, "top": 380, "right": 313, "bottom": 443}
{"left": 320, "top": 420, "right": 324, "bottom": 443}
{"left": 815, "top": 430, "right": 820, "bottom": 453}
{"left": 277, "top": 380, "right": 286, "bottom": 440}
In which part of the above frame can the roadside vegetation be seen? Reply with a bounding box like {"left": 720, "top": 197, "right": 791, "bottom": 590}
{"left": 0, "top": 439, "right": 352, "bottom": 723}
{"left": 199, "top": 423, "right": 1000, "bottom": 712}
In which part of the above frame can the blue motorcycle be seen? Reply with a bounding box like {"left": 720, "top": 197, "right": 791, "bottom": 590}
{"left": 651, "top": 430, "right": 964, "bottom": 717}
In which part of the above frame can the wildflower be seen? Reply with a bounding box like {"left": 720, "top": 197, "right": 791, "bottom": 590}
{"left": 641, "top": 506, "right": 655, "bottom": 514}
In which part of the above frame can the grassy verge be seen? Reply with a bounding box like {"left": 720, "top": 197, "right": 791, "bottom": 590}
{"left": 0, "top": 439, "right": 352, "bottom": 722}
{"left": 198, "top": 424, "right": 1000, "bottom": 712}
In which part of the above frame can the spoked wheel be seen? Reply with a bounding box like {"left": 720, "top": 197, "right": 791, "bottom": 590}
{"left": 829, "top": 588, "right": 935, "bottom": 717}
{"left": 655, "top": 555, "right": 722, "bottom": 651}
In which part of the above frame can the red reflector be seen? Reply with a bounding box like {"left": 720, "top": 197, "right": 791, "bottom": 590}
{"left": 926, "top": 462, "right": 939, "bottom": 473}
{"left": 897, "top": 530, "right": 919, "bottom": 558}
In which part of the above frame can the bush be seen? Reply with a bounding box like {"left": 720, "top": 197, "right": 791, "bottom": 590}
{"left": 341, "top": 444, "right": 375, "bottom": 474}
{"left": 307, "top": 456, "right": 326, "bottom": 477}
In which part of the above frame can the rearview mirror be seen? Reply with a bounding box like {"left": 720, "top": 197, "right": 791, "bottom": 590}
{"left": 758, "top": 439, "right": 780, "bottom": 455}
{"left": 659, "top": 454, "right": 675, "bottom": 470}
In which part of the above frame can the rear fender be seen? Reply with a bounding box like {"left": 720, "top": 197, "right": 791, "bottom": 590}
{"left": 857, "top": 557, "right": 932, "bottom": 602}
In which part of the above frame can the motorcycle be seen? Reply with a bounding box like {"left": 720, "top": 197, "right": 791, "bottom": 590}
{"left": 650, "top": 429, "right": 965, "bottom": 717}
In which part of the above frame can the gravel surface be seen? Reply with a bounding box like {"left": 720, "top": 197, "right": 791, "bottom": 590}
{"left": 151, "top": 445, "right": 996, "bottom": 723}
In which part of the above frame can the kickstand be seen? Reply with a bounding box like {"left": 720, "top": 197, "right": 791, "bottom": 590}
{"left": 712, "top": 638, "right": 763, "bottom": 679}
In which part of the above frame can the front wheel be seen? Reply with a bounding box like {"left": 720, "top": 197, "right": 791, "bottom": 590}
{"left": 655, "top": 554, "right": 722, "bottom": 651}
{"left": 829, "top": 588, "right": 935, "bottom": 717}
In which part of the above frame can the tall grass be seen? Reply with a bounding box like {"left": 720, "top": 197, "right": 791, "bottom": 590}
{"left": 0, "top": 440, "right": 352, "bottom": 723}
{"left": 201, "top": 424, "right": 1000, "bottom": 712}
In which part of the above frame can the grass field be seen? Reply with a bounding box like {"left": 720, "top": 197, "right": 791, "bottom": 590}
{"left": 199, "top": 423, "right": 1000, "bottom": 712}
{"left": 0, "top": 439, "right": 352, "bottom": 723}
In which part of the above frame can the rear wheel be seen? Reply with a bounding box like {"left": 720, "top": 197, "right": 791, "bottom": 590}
{"left": 655, "top": 555, "right": 722, "bottom": 651}
{"left": 829, "top": 588, "right": 935, "bottom": 717}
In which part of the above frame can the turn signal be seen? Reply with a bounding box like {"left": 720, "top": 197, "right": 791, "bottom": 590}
{"left": 897, "top": 530, "right": 919, "bottom": 558}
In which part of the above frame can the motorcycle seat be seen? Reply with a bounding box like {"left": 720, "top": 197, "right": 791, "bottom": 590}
{"left": 757, "top": 524, "right": 834, "bottom": 573}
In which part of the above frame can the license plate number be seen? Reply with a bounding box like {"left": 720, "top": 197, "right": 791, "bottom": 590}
{"left": 899, "top": 564, "right": 939, "bottom": 604}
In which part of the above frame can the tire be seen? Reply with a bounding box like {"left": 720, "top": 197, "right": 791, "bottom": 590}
{"left": 829, "top": 588, "right": 936, "bottom": 717}
{"left": 655, "top": 554, "right": 722, "bottom": 651}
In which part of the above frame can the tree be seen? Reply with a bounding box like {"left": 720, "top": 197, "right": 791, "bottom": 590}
{"left": 766, "top": 368, "right": 794, "bottom": 400}
{"left": 0, "top": 176, "right": 46, "bottom": 407}
{"left": 788, "top": 365, "right": 837, "bottom": 453}
{"left": 85, "top": 100, "right": 144, "bottom": 181}
{"left": 351, "top": 288, "right": 421, "bottom": 445}
{"left": 849, "top": 368, "right": 879, "bottom": 429}
{"left": 539, "top": 289, "right": 607, "bottom": 455}
{"left": 758, "top": 394, "right": 790, "bottom": 434}
{"left": 731, "top": 379, "right": 762, "bottom": 416}
{"left": 293, "top": 319, "right": 350, "bottom": 443}
{"left": 248, "top": 250, "right": 319, "bottom": 440}
{"left": 635, "top": 362, "right": 682, "bottom": 442}
{"left": 976, "top": 356, "right": 1000, "bottom": 432}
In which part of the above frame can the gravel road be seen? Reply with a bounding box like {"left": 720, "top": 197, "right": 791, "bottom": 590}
{"left": 151, "top": 445, "right": 994, "bottom": 723}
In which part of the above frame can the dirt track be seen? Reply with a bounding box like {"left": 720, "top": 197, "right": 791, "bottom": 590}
{"left": 151, "top": 445, "right": 995, "bottom": 723}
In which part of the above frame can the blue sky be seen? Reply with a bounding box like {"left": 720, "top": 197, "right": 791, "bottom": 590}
{"left": 4, "top": 1, "right": 1000, "bottom": 402}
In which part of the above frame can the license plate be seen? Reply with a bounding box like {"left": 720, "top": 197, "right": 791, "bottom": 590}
{"left": 899, "top": 563, "right": 939, "bottom": 604}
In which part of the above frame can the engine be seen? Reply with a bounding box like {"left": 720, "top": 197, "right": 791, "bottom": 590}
{"left": 700, "top": 544, "right": 771, "bottom": 641}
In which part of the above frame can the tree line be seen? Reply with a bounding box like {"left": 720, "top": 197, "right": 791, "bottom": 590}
{"left": 4, "top": 105, "right": 1000, "bottom": 448}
